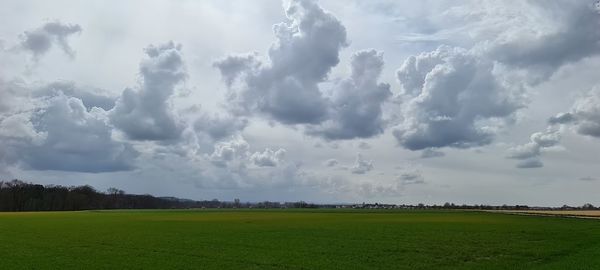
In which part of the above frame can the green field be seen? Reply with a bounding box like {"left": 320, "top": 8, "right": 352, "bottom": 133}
{"left": 1, "top": 210, "right": 600, "bottom": 269}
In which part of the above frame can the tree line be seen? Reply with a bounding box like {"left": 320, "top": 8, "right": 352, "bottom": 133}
{"left": 0, "top": 179, "right": 321, "bottom": 211}
{"left": 0, "top": 179, "right": 199, "bottom": 211}
{"left": 1, "top": 179, "right": 597, "bottom": 212}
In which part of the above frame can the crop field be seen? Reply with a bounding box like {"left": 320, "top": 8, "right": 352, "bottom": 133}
{"left": 1, "top": 210, "right": 600, "bottom": 269}
{"left": 493, "top": 210, "right": 600, "bottom": 219}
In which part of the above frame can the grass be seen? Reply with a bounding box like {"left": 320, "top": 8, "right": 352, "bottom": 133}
{"left": 1, "top": 209, "right": 600, "bottom": 269}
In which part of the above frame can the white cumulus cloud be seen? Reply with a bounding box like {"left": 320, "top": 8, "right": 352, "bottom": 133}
{"left": 110, "top": 42, "right": 187, "bottom": 142}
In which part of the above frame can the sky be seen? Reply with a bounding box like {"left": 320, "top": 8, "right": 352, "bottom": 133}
{"left": 1, "top": 0, "right": 600, "bottom": 206}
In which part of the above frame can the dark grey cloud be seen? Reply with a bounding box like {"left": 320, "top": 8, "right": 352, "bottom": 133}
{"left": 478, "top": 2, "right": 600, "bottom": 170}
{"left": 393, "top": 46, "right": 523, "bottom": 150}
{"left": 0, "top": 83, "right": 11, "bottom": 113}
{"left": 507, "top": 143, "right": 541, "bottom": 161}
{"left": 307, "top": 50, "right": 391, "bottom": 140}
{"left": 357, "top": 141, "right": 371, "bottom": 150}
{"left": 350, "top": 153, "right": 373, "bottom": 174}
{"left": 110, "top": 42, "right": 186, "bottom": 141}
{"left": 485, "top": 1, "right": 600, "bottom": 81}
{"left": 579, "top": 176, "right": 597, "bottom": 181}
{"left": 327, "top": 142, "right": 340, "bottom": 149}
{"left": 398, "top": 172, "right": 425, "bottom": 185}
{"left": 569, "top": 87, "right": 600, "bottom": 138}
{"left": 20, "top": 21, "right": 82, "bottom": 59}
{"left": 418, "top": 1, "right": 600, "bottom": 83}
{"left": 0, "top": 94, "right": 137, "bottom": 173}
{"left": 215, "top": 3, "right": 392, "bottom": 141}
{"left": 214, "top": 0, "right": 347, "bottom": 125}
{"left": 212, "top": 53, "right": 260, "bottom": 88}
{"left": 193, "top": 113, "right": 247, "bottom": 141}
{"left": 34, "top": 81, "right": 116, "bottom": 111}
{"left": 531, "top": 130, "right": 562, "bottom": 148}
{"left": 0, "top": 78, "right": 132, "bottom": 172}
{"left": 548, "top": 112, "right": 576, "bottom": 125}
{"left": 323, "top": 158, "right": 339, "bottom": 167}
{"left": 516, "top": 159, "right": 543, "bottom": 169}
{"left": 391, "top": 1, "right": 600, "bottom": 155}
{"left": 420, "top": 148, "right": 445, "bottom": 159}
{"left": 507, "top": 129, "right": 561, "bottom": 169}
{"left": 549, "top": 86, "right": 600, "bottom": 138}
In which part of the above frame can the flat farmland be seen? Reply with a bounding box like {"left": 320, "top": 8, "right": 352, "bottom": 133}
{"left": 493, "top": 210, "right": 600, "bottom": 219}
{"left": 1, "top": 210, "right": 600, "bottom": 269}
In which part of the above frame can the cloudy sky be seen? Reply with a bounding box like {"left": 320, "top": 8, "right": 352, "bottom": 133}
{"left": 1, "top": 0, "right": 600, "bottom": 206}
